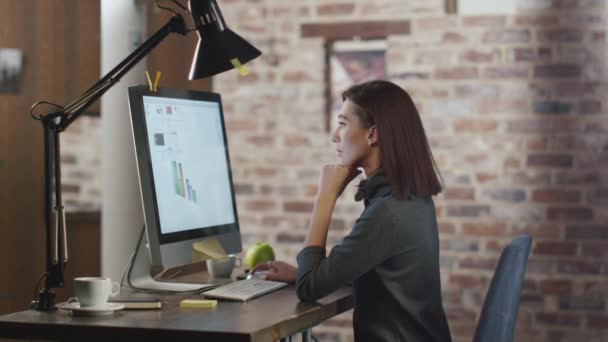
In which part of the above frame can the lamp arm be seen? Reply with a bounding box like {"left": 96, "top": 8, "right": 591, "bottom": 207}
{"left": 34, "top": 13, "right": 188, "bottom": 311}
{"left": 60, "top": 14, "right": 188, "bottom": 130}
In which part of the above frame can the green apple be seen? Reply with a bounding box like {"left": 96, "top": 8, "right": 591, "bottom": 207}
{"left": 245, "top": 242, "right": 275, "bottom": 269}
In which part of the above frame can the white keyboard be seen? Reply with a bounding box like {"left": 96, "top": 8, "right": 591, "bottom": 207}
{"left": 202, "top": 278, "right": 288, "bottom": 302}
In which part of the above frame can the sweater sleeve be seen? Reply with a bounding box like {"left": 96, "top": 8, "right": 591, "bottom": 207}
{"left": 296, "top": 201, "right": 396, "bottom": 302}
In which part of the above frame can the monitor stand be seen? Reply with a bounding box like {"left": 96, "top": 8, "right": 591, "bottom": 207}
{"left": 128, "top": 227, "right": 216, "bottom": 293}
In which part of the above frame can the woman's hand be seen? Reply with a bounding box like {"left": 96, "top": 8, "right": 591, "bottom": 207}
{"left": 317, "top": 164, "right": 361, "bottom": 198}
{"left": 250, "top": 261, "right": 297, "bottom": 284}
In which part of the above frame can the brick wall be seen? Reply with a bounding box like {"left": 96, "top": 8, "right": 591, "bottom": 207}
{"left": 212, "top": 0, "right": 608, "bottom": 341}
{"left": 59, "top": 0, "right": 607, "bottom": 340}
{"left": 61, "top": 115, "right": 102, "bottom": 212}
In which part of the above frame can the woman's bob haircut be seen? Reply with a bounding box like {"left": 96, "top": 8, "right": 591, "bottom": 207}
{"left": 342, "top": 80, "right": 442, "bottom": 199}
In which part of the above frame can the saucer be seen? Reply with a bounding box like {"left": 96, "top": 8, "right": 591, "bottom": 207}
{"left": 58, "top": 302, "right": 125, "bottom": 316}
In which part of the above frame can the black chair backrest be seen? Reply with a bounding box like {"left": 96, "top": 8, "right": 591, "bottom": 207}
{"left": 473, "top": 235, "right": 532, "bottom": 342}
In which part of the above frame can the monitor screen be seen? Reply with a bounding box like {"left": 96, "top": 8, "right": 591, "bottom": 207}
{"left": 142, "top": 95, "right": 235, "bottom": 235}
{"left": 128, "top": 86, "right": 242, "bottom": 270}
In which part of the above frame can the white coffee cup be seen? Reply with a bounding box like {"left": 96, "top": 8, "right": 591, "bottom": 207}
{"left": 206, "top": 254, "right": 242, "bottom": 278}
{"left": 74, "top": 277, "right": 120, "bottom": 307}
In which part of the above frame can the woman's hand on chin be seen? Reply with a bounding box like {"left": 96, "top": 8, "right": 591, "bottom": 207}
{"left": 317, "top": 164, "right": 361, "bottom": 198}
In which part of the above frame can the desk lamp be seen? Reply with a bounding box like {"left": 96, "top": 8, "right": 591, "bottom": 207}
{"left": 30, "top": 0, "right": 261, "bottom": 311}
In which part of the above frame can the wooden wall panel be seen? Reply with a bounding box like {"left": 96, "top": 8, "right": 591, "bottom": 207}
{"left": 0, "top": 0, "right": 101, "bottom": 314}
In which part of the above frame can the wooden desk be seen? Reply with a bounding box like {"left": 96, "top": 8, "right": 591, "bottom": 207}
{"left": 0, "top": 286, "right": 353, "bottom": 341}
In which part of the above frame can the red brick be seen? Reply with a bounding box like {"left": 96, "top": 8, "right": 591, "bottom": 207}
{"left": 247, "top": 135, "right": 275, "bottom": 147}
{"left": 462, "top": 15, "right": 506, "bottom": 27}
{"left": 514, "top": 15, "right": 559, "bottom": 26}
{"left": 434, "top": 67, "right": 479, "bottom": 80}
{"left": 284, "top": 135, "right": 310, "bottom": 147}
{"left": 591, "top": 30, "right": 606, "bottom": 43}
{"left": 483, "top": 66, "right": 529, "bottom": 79}
{"left": 527, "top": 137, "right": 548, "bottom": 150}
{"left": 566, "top": 224, "right": 608, "bottom": 240}
{"left": 438, "top": 221, "right": 455, "bottom": 234}
{"left": 444, "top": 187, "right": 475, "bottom": 200}
{"left": 462, "top": 223, "right": 507, "bottom": 237}
{"left": 283, "top": 71, "right": 315, "bottom": 82}
{"left": 557, "top": 260, "right": 600, "bottom": 275}
{"left": 442, "top": 31, "right": 468, "bottom": 44}
{"left": 512, "top": 47, "right": 552, "bottom": 62}
{"left": 254, "top": 168, "right": 279, "bottom": 177}
{"left": 283, "top": 201, "right": 313, "bottom": 212}
{"left": 415, "top": 16, "right": 459, "bottom": 31}
{"left": 485, "top": 240, "right": 505, "bottom": 253}
{"left": 532, "top": 189, "right": 581, "bottom": 203}
{"left": 441, "top": 239, "right": 479, "bottom": 252}
{"left": 507, "top": 119, "right": 553, "bottom": 134}
{"left": 527, "top": 154, "right": 573, "bottom": 168}
{"left": 555, "top": 171, "right": 600, "bottom": 185}
{"left": 478, "top": 98, "right": 528, "bottom": 115}
{"left": 536, "top": 312, "right": 580, "bottom": 326}
{"left": 540, "top": 279, "right": 573, "bottom": 295}
{"left": 547, "top": 207, "right": 593, "bottom": 221}
{"left": 317, "top": 3, "right": 355, "bottom": 16}
{"left": 579, "top": 100, "right": 602, "bottom": 114}
{"left": 512, "top": 224, "right": 561, "bottom": 239}
{"left": 450, "top": 274, "right": 485, "bottom": 288}
{"left": 446, "top": 205, "right": 490, "bottom": 218}
{"left": 483, "top": 29, "right": 531, "bottom": 44}
{"left": 476, "top": 172, "right": 498, "bottom": 183}
{"left": 445, "top": 307, "right": 477, "bottom": 321}
{"left": 534, "top": 64, "right": 581, "bottom": 78}
{"left": 538, "top": 29, "right": 584, "bottom": 43}
{"left": 454, "top": 120, "right": 497, "bottom": 133}
{"left": 534, "top": 241, "right": 577, "bottom": 256}
{"left": 301, "top": 20, "right": 410, "bottom": 39}
{"left": 588, "top": 314, "right": 608, "bottom": 329}
{"left": 555, "top": 82, "right": 600, "bottom": 97}
{"left": 276, "top": 232, "right": 305, "bottom": 243}
{"left": 503, "top": 157, "right": 521, "bottom": 169}
{"left": 245, "top": 200, "right": 276, "bottom": 211}
{"left": 581, "top": 242, "right": 608, "bottom": 257}
{"left": 226, "top": 119, "right": 257, "bottom": 132}
{"left": 459, "top": 257, "right": 497, "bottom": 271}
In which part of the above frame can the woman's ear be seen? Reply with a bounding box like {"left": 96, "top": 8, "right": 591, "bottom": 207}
{"left": 367, "top": 125, "right": 378, "bottom": 146}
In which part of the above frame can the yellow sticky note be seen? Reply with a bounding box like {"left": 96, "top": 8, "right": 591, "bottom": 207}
{"left": 192, "top": 237, "right": 227, "bottom": 261}
{"left": 230, "top": 58, "right": 249, "bottom": 76}
{"left": 180, "top": 299, "right": 217, "bottom": 309}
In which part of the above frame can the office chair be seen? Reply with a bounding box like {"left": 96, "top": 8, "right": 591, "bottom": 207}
{"left": 472, "top": 235, "right": 532, "bottom": 342}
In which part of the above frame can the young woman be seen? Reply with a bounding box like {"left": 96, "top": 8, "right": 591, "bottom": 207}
{"left": 252, "top": 80, "right": 452, "bottom": 341}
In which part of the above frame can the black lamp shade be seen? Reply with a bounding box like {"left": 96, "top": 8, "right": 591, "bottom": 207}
{"left": 188, "top": 0, "right": 262, "bottom": 79}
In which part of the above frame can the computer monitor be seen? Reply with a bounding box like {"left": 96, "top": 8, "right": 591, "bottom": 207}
{"left": 127, "top": 85, "right": 242, "bottom": 291}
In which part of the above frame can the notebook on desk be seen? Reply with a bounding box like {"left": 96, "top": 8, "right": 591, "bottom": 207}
{"left": 202, "top": 278, "right": 288, "bottom": 302}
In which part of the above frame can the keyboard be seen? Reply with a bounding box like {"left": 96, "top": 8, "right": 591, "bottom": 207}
{"left": 202, "top": 278, "right": 288, "bottom": 302}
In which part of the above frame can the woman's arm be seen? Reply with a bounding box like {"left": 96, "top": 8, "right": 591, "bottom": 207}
{"left": 305, "top": 164, "right": 360, "bottom": 248}
{"left": 304, "top": 193, "right": 337, "bottom": 248}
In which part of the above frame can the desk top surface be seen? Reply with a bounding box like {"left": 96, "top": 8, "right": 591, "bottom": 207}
{"left": 0, "top": 285, "right": 353, "bottom": 342}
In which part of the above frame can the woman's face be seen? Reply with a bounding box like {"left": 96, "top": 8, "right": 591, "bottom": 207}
{"left": 331, "top": 99, "right": 374, "bottom": 167}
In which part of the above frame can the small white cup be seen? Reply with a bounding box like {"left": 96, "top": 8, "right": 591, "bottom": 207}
{"left": 206, "top": 254, "right": 242, "bottom": 278}
{"left": 74, "top": 277, "right": 120, "bottom": 307}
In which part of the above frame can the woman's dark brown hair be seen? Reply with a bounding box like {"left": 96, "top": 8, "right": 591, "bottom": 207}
{"left": 342, "top": 80, "right": 442, "bottom": 199}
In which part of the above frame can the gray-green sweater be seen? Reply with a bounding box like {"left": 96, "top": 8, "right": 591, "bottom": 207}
{"left": 296, "top": 169, "right": 452, "bottom": 342}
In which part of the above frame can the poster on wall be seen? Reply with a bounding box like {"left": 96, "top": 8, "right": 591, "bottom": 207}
{"left": 329, "top": 40, "right": 387, "bottom": 132}
{"left": 0, "top": 48, "right": 23, "bottom": 93}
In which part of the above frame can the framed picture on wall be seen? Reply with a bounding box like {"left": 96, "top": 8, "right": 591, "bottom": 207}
{"left": 328, "top": 40, "right": 387, "bottom": 132}
{"left": 0, "top": 48, "right": 23, "bottom": 93}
